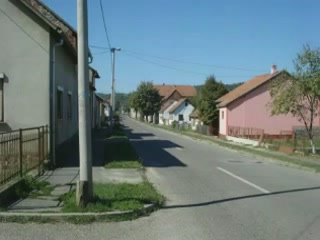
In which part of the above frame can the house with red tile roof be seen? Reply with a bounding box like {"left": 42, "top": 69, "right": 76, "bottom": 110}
{"left": 153, "top": 84, "right": 197, "bottom": 124}
{"left": 216, "top": 65, "right": 320, "bottom": 138}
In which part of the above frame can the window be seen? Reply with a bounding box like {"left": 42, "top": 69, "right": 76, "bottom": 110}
{"left": 178, "top": 114, "right": 184, "bottom": 121}
{"left": 57, "top": 87, "right": 63, "bottom": 119}
{"left": 221, "top": 111, "right": 224, "bottom": 120}
{"left": 67, "top": 92, "right": 72, "bottom": 119}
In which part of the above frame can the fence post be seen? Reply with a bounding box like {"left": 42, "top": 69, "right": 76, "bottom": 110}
{"left": 19, "top": 129, "right": 23, "bottom": 177}
{"left": 38, "top": 127, "right": 41, "bottom": 176}
{"left": 42, "top": 126, "right": 45, "bottom": 161}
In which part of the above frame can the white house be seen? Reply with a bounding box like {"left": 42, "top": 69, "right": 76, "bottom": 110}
{"left": 159, "top": 98, "right": 194, "bottom": 125}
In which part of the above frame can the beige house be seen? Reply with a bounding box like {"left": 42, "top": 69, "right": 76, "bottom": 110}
{"left": 0, "top": 0, "right": 100, "bottom": 166}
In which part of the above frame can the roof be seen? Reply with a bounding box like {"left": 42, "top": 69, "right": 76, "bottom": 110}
{"left": 153, "top": 85, "right": 197, "bottom": 98}
{"left": 217, "top": 71, "right": 285, "bottom": 108}
{"left": 169, "top": 98, "right": 188, "bottom": 114}
{"left": 160, "top": 100, "right": 175, "bottom": 113}
{"left": 189, "top": 109, "right": 199, "bottom": 118}
{"left": 90, "top": 67, "right": 100, "bottom": 79}
{"left": 18, "top": 0, "right": 92, "bottom": 58}
{"left": 95, "top": 94, "right": 106, "bottom": 102}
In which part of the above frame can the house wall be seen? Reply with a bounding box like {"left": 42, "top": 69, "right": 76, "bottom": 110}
{"left": 172, "top": 102, "right": 194, "bottom": 123}
{"left": 0, "top": 1, "right": 50, "bottom": 131}
{"left": 163, "top": 101, "right": 177, "bottom": 120}
{"left": 54, "top": 40, "right": 78, "bottom": 145}
{"left": 219, "top": 107, "right": 228, "bottom": 135}
{"left": 226, "top": 81, "right": 320, "bottom": 135}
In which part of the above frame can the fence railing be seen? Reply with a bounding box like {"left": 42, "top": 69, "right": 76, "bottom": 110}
{"left": 228, "top": 126, "right": 264, "bottom": 139}
{"left": 293, "top": 127, "right": 320, "bottom": 154}
{"left": 0, "top": 126, "right": 49, "bottom": 187}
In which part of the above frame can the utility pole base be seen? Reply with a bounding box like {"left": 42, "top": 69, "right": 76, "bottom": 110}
{"left": 76, "top": 180, "right": 89, "bottom": 207}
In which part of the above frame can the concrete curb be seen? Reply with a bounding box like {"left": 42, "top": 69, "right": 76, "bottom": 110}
{"left": 0, "top": 203, "right": 158, "bottom": 224}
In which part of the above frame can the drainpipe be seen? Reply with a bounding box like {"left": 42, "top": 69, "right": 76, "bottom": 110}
{"left": 50, "top": 39, "right": 64, "bottom": 167}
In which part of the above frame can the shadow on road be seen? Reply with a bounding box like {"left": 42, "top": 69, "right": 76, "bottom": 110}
{"left": 129, "top": 133, "right": 156, "bottom": 139}
{"left": 162, "top": 186, "right": 320, "bottom": 209}
{"left": 124, "top": 126, "right": 187, "bottom": 168}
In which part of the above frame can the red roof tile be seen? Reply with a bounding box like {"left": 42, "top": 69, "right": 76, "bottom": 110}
{"left": 154, "top": 85, "right": 197, "bottom": 98}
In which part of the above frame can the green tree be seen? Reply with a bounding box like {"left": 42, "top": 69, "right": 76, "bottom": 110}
{"left": 135, "top": 81, "right": 162, "bottom": 122}
{"left": 269, "top": 44, "right": 320, "bottom": 154}
{"left": 128, "top": 91, "right": 139, "bottom": 118}
{"left": 198, "top": 75, "right": 228, "bottom": 127}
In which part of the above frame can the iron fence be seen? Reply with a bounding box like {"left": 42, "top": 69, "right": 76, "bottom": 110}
{"left": 0, "top": 126, "right": 49, "bottom": 186}
{"left": 228, "top": 126, "right": 264, "bottom": 139}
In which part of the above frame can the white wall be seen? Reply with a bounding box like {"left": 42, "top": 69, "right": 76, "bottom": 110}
{"left": 0, "top": 1, "right": 50, "bottom": 130}
{"left": 172, "top": 101, "right": 194, "bottom": 123}
{"left": 163, "top": 101, "right": 177, "bottom": 119}
{"left": 219, "top": 107, "right": 227, "bottom": 135}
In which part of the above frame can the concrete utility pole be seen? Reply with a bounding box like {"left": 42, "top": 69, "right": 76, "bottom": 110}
{"left": 110, "top": 47, "right": 121, "bottom": 127}
{"left": 76, "top": 0, "right": 93, "bottom": 207}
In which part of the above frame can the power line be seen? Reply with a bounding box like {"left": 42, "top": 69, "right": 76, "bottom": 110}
{"left": 92, "top": 50, "right": 108, "bottom": 55}
{"left": 89, "top": 45, "right": 264, "bottom": 72}
{"left": 90, "top": 45, "right": 109, "bottom": 50}
{"left": 122, "top": 49, "right": 264, "bottom": 72}
{"left": 122, "top": 52, "right": 254, "bottom": 78}
{"left": 98, "top": 0, "right": 112, "bottom": 49}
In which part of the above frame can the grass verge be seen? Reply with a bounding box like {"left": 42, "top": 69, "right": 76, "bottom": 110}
{"left": 104, "top": 125, "right": 142, "bottom": 169}
{"left": 140, "top": 121, "right": 320, "bottom": 172}
{"left": 61, "top": 182, "right": 165, "bottom": 213}
{"left": 14, "top": 176, "right": 55, "bottom": 199}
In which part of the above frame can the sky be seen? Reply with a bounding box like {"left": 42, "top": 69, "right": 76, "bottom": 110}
{"left": 42, "top": 0, "right": 320, "bottom": 94}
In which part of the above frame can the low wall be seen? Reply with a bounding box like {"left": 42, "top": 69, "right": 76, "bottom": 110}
{"left": 226, "top": 136, "right": 260, "bottom": 147}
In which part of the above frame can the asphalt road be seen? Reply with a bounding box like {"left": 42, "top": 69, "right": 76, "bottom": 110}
{"left": 1, "top": 116, "right": 320, "bottom": 240}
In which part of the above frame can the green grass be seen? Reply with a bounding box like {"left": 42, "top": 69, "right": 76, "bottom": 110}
{"left": 104, "top": 126, "right": 143, "bottom": 169}
{"left": 109, "top": 129, "right": 127, "bottom": 139}
{"left": 62, "top": 182, "right": 165, "bottom": 213}
{"left": 105, "top": 140, "right": 142, "bottom": 168}
{"left": 14, "top": 176, "right": 55, "bottom": 199}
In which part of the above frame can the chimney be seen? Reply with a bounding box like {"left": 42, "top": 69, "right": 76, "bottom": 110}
{"left": 271, "top": 64, "right": 277, "bottom": 74}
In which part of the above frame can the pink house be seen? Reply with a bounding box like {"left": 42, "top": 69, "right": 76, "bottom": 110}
{"left": 216, "top": 65, "right": 320, "bottom": 137}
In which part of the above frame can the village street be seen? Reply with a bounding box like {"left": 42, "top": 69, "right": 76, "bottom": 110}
{"left": 1, "top": 116, "right": 320, "bottom": 240}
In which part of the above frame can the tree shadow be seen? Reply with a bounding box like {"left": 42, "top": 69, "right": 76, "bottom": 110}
{"left": 129, "top": 133, "right": 155, "bottom": 140}
{"left": 162, "top": 186, "right": 320, "bottom": 210}
{"left": 124, "top": 128, "right": 186, "bottom": 168}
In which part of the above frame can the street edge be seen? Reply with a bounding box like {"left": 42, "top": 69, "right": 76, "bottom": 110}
{"left": 0, "top": 203, "right": 159, "bottom": 224}
{"left": 127, "top": 116, "right": 320, "bottom": 174}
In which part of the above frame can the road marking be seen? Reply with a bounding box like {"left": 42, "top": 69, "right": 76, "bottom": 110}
{"left": 217, "top": 167, "right": 270, "bottom": 194}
